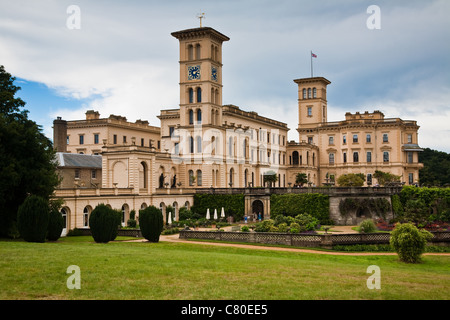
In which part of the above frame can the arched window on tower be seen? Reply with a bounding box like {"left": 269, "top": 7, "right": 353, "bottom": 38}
{"left": 313, "top": 88, "right": 317, "bottom": 98}
{"left": 188, "top": 45, "right": 194, "bottom": 61}
{"left": 188, "top": 88, "right": 194, "bottom": 103}
{"left": 303, "top": 88, "right": 306, "bottom": 99}
{"left": 195, "top": 44, "right": 201, "bottom": 60}
{"left": 189, "top": 109, "right": 194, "bottom": 125}
{"left": 196, "top": 109, "right": 202, "bottom": 124}
{"left": 196, "top": 136, "right": 202, "bottom": 153}
{"left": 308, "top": 88, "right": 312, "bottom": 99}
{"left": 197, "top": 87, "right": 202, "bottom": 103}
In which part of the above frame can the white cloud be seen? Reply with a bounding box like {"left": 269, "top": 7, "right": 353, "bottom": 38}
{"left": 1, "top": 0, "right": 449, "bottom": 152}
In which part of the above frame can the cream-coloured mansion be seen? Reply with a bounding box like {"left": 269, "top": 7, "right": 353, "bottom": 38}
{"left": 53, "top": 26, "right": 423, "bottom": 233}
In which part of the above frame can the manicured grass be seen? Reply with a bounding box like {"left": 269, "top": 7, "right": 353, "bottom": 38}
{"left": 0, "top": 237, "right": 449, "bottom": 300}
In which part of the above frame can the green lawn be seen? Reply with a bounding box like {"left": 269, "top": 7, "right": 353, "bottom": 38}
{"left": 0, "top": 237, "right": 449, "bottom": 300}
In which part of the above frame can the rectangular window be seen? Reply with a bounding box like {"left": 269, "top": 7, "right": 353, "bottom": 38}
{"left": 367, "top": 151, "right": 372, "bottom": 163}
{"left": 123, "top": 136, "right": 127, "bottom": 144}
{"left": 169, "top": 126, "right": 175, "bottom": 137}
{"left": 329, "top": 153, "right": 335, "bottom": 165}
{"left": 367, "top": 173, "right": 373, "bottom": 185}
{"left": 74, "top": 169, "right": 80, "bottom": 179}
{"left": 343, "top": 152, "right": 347, "bottom": 163}
{"left": 409, "top": 173, "right": 414, "bottom": 185}
{"left": 366, "top": 134, "right": 371, "bottom": 143}
{"left": 94, "top": 134, "right": 99, "bottom": 144}
{"left": 141, "top": 138, "right": 144, "bottom": 147}
{"left": 91, "top": 170, "right": 96, "bottom": 179}
{"left": 308, "top": 136, "right": 313, "bottom": 144}
{"left": 329, "top": 136, "right": 334, "bottom": 145}
{"left": 353, "top": 134, "right": 358, "bottom": 143}
{"left": 79, "top": 135, "right": 84, "bottom": 145}
{"left": 407, "top": 152, "right": 413, "bottom": 163}
{"left": 343, "top": 135, "right": 347, "bottom": 144}
{"left": 353, "top": 152, "right": 359, "bottom": 163}
{"left": 157, "top": 140, "right": 161, "bottom": 149}
{"left": 66, "top": 136, "right": 70, "bottom": 145}
{"left": 113, "top": 135, "right": 117, "bottom": 144}
{"left": 307, "top": 107, "right": 312, "bottom": 117}
{"left": 383, "top": 133, "right": 389, "bottom": 143}
{"left": 407, "top": 134, "right": 413, "bottom": 143}
{"left": 383, "top": 151, "right": 389, "bottom": 162}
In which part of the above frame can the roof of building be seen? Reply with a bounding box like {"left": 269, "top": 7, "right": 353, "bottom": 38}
{"left": 56, "top": 152, "right": 102, "bottom": 169}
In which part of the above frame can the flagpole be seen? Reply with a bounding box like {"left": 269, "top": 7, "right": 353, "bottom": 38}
{"left": 310, "top": 51, "right": 313, "bottom": 77}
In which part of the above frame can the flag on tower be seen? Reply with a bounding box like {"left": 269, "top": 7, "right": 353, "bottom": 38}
{"left": 311, "top": 52, "right": 317, "bottom": 58}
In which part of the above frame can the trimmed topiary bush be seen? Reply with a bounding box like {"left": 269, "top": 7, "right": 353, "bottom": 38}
{"left": 89, "top": 204, "right": 119, "bottom": 243}
{"left": 17, "top": 195, "right": 49, "bottom": 243}
{"left": 139, "top": 205, "right": 164, "bottom": 242}
{"left": 47, "top": 208, "right": 64, "bottom": 241}
{"left": 390, "top": 223, "right": 433, "bottom": 263}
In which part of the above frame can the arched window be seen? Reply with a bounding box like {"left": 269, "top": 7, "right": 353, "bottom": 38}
{"left": 313, "top": 87, "right": 317, "bottom": 98}
{"left": 196, "top": 109, "right": 202, "bottom": 124}
{"left": 292, "top": 151, "right": 299, "bottom": 165}
{"left": 197, "top": 87, "right": 202, "bottom": 103}
{"left": 188, "top": 170, "right": 194, "bottom": 186}
{"left": 189, "top": 136, "right": 194, "bottom": 153}
{"left": 215, "top": 89, "right": 219, "bottom": 105}
{"left": 211, "top": 88, "right": 215, "bottom": 104}
{"left": 188, "top": 45, "right": 194, "bottom": 61}
{"left": 307, "top": 88, "right": 312, "bottom": 99}
{"left": 83, "top": 207, "right": 90, "bottom": 227}
{"left": 303, "top": 88, "right": 306, "bottom": 99}
{"left": 189, "top": 109, "right": 194, "bottom": 125}
{"left": 196, "top": 170, "right": 202, "bottom": 186}
{"left": 229, "top": 168, "right": 234, "bottom": 186}
{"left": 196, "top": 136, "right": 202, "bottom": 153}
{"left": 195, "top": 44, "right": 201, "bottom": 60}
{"left": 188, "top": 88, "right": 194, "bottom": 103}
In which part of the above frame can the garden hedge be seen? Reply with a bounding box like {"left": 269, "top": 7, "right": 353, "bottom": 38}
{"left": 270, "top": 193, "right": 330, "bottom": 224}
{"left": 192, "top": 194, "right": 245, "bottom": 221}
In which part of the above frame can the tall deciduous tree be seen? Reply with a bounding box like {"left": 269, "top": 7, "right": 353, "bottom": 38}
{"left": 0, "top": 65, "right": 60, "bottom": 237}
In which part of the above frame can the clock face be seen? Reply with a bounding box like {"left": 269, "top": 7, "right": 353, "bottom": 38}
{"left": 211, "top": 66, "right": 218, "bottom": 82}
{"left": 188, "top": 65, "right": 201, "bottom": 80}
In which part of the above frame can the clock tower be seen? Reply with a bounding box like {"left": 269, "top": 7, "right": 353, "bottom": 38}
{"left": 171, "top": 27, "right": 230, "bottom": 127}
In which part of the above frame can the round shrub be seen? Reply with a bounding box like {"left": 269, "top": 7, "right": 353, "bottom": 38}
{"left": 359, "top": 219, "right": 376, "bottom": 233}
{"left": 47, "top": 208, "right": 64, "bottom": 241}
{"left": 17, "top": 195, "right": 49, "bottom": 243}
{"left": 139, "top": 205, "right": 164, "bottom": 242}
{"left": 89, "top": 204, "right": 120, "bottom": 243}
{"left": 390, "top": 223, "right": 433, "bottom": 263}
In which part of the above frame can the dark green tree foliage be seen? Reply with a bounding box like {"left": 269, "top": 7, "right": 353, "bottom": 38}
{"left": 419, "top": 148, "right": 450, "bottom": 187}
{"left": 47, "top": 208, "right": 64, "bottom": 241}
{"left": 192, "top": 194, "right": 245, "bottom": 221}
{"left": 89, "top": 204, "right": 119, "bottom": 243}
{"left": 270, "top": 194, "right": 330, "bottom": 224}
{"left": 17, "top": 195, "right": 49, "bottom": 243}
{"left": 396, "top": 186, "right": 450, "bottom": 222}
{"left": 0, "top": 65, "right": 59, "bottom": 237}
{"left": 139, "top": 206, "right": 164, "bottom": 242}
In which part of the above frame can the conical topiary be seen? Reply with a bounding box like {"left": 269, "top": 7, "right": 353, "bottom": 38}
{"left": 139, "top": 205, "right": 164, "bottom": 242}
{"left": 47, "top": 208, "right": 64, "bottom": 241}
{"left": 17, "top": 195, "right": 49, "bottom": 243}
{"left": 89, "top": 204, "right": 119, "bottom": 243}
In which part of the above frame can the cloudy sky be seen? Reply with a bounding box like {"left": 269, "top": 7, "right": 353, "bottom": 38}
{"left": 1, "top": 0, "right": 449, "bottom": 152}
